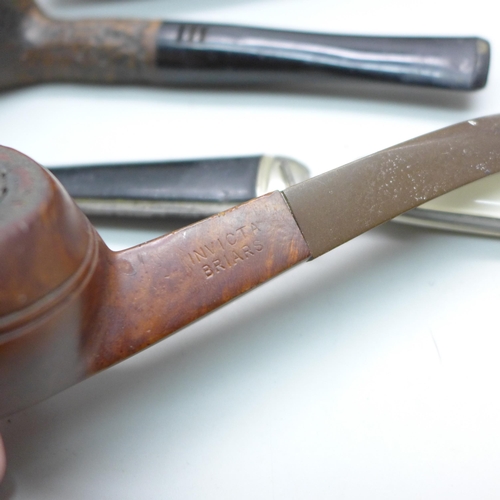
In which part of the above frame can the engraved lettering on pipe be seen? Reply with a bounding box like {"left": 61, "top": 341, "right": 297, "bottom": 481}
{"left": 186, "top": 222, "right": 263, "bottom": 278}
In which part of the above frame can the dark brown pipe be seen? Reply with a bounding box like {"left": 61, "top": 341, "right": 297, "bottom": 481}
{"left": 3, "top": 115, "right": 500, "bottom": 418}
{"left": 0, "top": 0, "right": 490, "bottom": 91}
{"left": 0, "top": 146, "right": 310, "bottom": 417}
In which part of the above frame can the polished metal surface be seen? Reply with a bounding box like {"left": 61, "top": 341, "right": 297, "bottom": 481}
{"left": 74, "top": 198, "right": 236, "bottom": 218}
{"left": 256, "top": 155, "right": 309, "bottom": 196}
{"left": 394, "top": 208, "right": 500, "bottom": 236}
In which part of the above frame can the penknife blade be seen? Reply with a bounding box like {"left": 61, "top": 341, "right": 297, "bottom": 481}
{"left": 48, "top": 155, "right": 309, "bottom": 218}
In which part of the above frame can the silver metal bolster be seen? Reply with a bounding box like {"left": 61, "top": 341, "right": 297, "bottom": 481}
{"left": 394, "top": 208, "right": 500, "bottom": 237}
{"left": 256, "top": 156, "right": 309, "bottom": 196}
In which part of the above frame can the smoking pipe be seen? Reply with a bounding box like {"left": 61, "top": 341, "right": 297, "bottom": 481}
{"left": 2, "top": 114, "right": 500, "bottom": 418}
{"left": 0, "top": 0, "right": 490, "bottom": 91}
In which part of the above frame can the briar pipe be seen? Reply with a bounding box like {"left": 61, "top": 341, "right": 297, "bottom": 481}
{"left": 0, "top": 0, "right": 490, "bottom": 91}
{"left": 2, "top": 115, "right": 500, "bottom": 418}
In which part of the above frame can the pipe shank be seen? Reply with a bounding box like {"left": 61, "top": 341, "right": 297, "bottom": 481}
{"left": 83, "top": 191, "right": 310, "bottom": 373}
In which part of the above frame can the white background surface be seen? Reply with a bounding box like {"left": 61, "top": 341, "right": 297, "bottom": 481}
{"left": 1, "top": 0, "right": 500, "bottom": 498}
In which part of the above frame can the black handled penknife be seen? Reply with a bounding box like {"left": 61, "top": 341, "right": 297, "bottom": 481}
{"left": 49, "top": 153, "right": 500, "bottom": 237}
{"left": 48, "top": 156, "right": 309, "bottom": 218}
